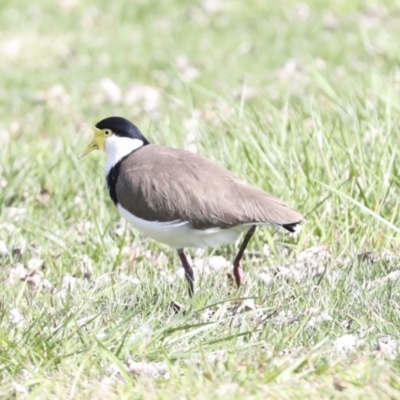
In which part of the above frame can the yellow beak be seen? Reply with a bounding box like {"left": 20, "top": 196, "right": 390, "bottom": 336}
{"left": 79, "top": 128, "right": 105, "bottom": 159}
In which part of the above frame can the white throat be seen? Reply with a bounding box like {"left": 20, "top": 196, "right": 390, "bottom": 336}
{"left": 104, "top": 135, "right": 144, "bottom": 175}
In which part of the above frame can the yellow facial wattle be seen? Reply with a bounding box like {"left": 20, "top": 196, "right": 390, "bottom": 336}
{"left": 79, "top": 128, "right": 106, "bottom": 158}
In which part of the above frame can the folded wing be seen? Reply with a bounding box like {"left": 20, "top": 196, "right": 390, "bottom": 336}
{"left": 116, "top": 144, "right": 303, "bottom": 230}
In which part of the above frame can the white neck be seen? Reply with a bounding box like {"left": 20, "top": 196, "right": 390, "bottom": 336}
{"left": 104, "top": 135, "right": 144, "bottom": 175}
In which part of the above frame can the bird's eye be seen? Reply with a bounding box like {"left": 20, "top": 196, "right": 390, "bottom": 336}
{"left": 104, "top": 129, "right": 112, "bottom": 136}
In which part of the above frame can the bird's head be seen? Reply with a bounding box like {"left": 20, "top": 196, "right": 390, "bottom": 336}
{"left": 79, "top": 116, "right": 149, "bottom": 158}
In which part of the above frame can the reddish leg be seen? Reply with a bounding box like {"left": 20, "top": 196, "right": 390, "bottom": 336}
{"left": 233, "top": 226, "right": 256, "bottom": 287}
{"left": 177, "top": 249, "right": 194, "bottom": 296}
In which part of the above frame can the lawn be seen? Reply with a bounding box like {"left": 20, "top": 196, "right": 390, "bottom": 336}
{"left": 1, "top": 0, "right": 400, "bottom": 398}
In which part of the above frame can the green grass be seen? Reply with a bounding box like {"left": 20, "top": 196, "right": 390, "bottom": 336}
{"left": 1, "top": 0, "right": 400, "bottom": 398}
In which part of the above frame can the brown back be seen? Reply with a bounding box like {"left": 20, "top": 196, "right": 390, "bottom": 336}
{"left": 116, "top": 144, "right": 302, "bottom": 229}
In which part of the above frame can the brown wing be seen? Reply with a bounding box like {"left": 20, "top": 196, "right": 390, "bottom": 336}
{"left": 115, "top": 144, "right": 303, "bottom": 230}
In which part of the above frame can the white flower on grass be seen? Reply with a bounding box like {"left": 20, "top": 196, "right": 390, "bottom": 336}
{"left": 26, "top": 271, "right": 54, "bottom": 292}
{"left": 231, "top": 86, "right": 258, "bottom": 101}
{"left": 126, "top": 360, "right": 170, "bottom": 380}
{"left": 12, "top": 382, "right": 28, "bottom": 397}
{"left": 191, "top": 255, "right": 229, "bottom": 276}
{"left": 79, "top": 255, "right": 94, "bottom": 279}
{"left": 258, "top": 268, "right": 273, "bottom": 285}
{"left": 35, "top": 84, "right": 71, "bottom": 108}
{"left": 201, "top": 0, "right": 225, "bottom": 14}
{"left": 1, "top": 37, "right": 22, "bottom": 59}
{"left": 99, "top": 78, "right": 122, "bottom": 104}
{"left": 0, "top": 240, "right": 9, "bottom": 257}
{"left": 183, "top": 110, "right": 202, "bottom": 153}
{"left": 175, "top": 55, "right": 200, "bottom": 81}
{"left": 124, "top": 84, "right": 160, "bottom": 112}
{"left": 9, "top": 308, "right": 24, "bottom": 326}
{"left": 334, "top": 334, "right": 364, "bottom": 354}
{"left": 4, "top": 207, "right": 26, "bottom": 221}
{"left": 277, "top": 59, "right": 301, "bottom": 80}
{"left": 57, "top": 0, "right": 80, "bottom": 10}
{"left": 11, "top": 236, "right": 28, "bottom": 256}
{"left": 27, "top": 258, "right": 44, "bottom": 271}
{"left": 8, "top": 263, "right": 28, "bottom": 282}
{"left": 377, "top": 335, "right": 400, "bottom": 359}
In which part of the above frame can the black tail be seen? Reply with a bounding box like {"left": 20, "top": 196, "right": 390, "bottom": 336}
{"left": 281, "top": 221, "right": 302, "bottom": 233}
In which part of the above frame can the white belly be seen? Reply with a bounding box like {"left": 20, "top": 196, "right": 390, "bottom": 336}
{"left": 117, "top": 205, "right": 248, "bottom": 249}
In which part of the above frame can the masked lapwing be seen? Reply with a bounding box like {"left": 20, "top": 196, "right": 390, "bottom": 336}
{"left": 80, "top": 116, "right": 303, "bottom": 295}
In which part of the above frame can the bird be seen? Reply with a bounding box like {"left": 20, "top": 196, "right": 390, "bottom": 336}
{"left": 80, "top": 116, "right": 303, "bottom": 296}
